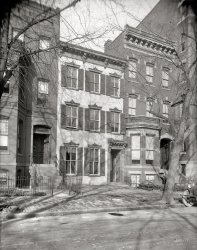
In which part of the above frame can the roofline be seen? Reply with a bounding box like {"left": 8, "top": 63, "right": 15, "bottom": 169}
{"left": 60, "top": 41, "right": 127, "bottom": 66}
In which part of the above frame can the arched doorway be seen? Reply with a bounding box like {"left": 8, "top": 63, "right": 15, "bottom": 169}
{"left": 160, "top": 134, "right": 173, "bottom": 170}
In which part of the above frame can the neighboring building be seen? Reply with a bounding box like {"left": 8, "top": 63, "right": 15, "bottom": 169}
{"left": 0, "top": 1, "right": 60, "bottom": 181}
{"left": 136, "top": 0, "right": 197, "bottom": 180}
{"left": 57, "top": 42, "right": 127, "bottom": 185}
{"left": 105, "top": 25, "right": 177, "bottom": 186}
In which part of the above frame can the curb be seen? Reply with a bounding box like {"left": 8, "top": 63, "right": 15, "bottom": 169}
{"left": 2, "top": 203, "right": 184, "bottom": 221}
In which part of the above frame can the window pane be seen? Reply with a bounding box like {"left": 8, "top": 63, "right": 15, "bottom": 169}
{"left": 146, "top": 150, "right": 154, "bottom": 160}
{"left": 94, "top": 163, "right": 98, "bottom": 174}
{"left": 146, "top": 136, "right": 154, "bottom": 150}
{"left": 71, "top": 161, "right": 76, "bottom": 174}
{"left": 0, "top": 120, "right": 8, "bottom": 135}
{"left": 95, "top": 149, "right": 99, "bottom": 161}
{"left": 132, "top": 151, "right": 140, "bottom": 160}
{"left": 132, "top": 135, "right": 140, "bottom": 149}
{"left": 72, "top": 107, "right": 77, "bottom": 117}
{"left": 90, "top": 162, "right": 93, "bottom": 174}
{"left": 39, "top": 39, "right": 50, "bottom": 50}
{"left": 0, "top": 135, "right": 8, "bottom": 147}
{"left": 38, "top": 81, "right": 48, "bottom": 94}
{"left": 95, "top": 73, "right": 99, "bottom": 83}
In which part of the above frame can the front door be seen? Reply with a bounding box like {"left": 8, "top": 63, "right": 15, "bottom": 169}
{"left": 33, "top": 134, "right": 49, "bottom": 164}
{"left": 110, "top": 149, "right": 121, "bottom": 182}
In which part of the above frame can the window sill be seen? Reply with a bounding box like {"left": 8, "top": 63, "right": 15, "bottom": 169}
{"left": 111, "top": 131, "right": 120, "bottom": 135}
{"left": 111, "top": 95, "right": 121, "bottom": 99}
{"left": 90, "top": 91, "right": 101, "bottom": 95}
{"left": 65, "top": 127, "right": 78, "bottom": 131}
{"left": 89, "top": 174, "right": 100, "bottom": 177}
{"left": 89, "top": 130, "right": 101, "bottom": 133}
{"left": 0, "top": 150, "right": 10, "bottom": 155}
{"left": 66, "top": 87, "right": 79, "bottom": 91}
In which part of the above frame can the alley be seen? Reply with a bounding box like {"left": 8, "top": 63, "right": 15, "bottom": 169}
{"left": 1, "top": 207, "right": 197, "bottom": 250}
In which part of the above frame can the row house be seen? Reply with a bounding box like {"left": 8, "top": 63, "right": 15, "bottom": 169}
{"left": 0, "top": 1, "right": 60, "bottom": 180}
{"left": 136, "top": 0, "right": 197, "bottom": 180}
{"left": 57, "top": 42, "right": 127, "bottom": 185}
{"left": 105, "top": 25, "right": 177, "bottom": 186}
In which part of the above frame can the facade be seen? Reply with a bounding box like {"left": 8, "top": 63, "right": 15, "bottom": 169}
{"left": 0, "top": 1, "right": 60, "bottom": 181}
{"left": 57, "top": 42, "right": 127, "bottom": 185}
{"left": 137, "top": 0, "right": 197, "bottom": 179}
{"left": 105, "top": 25, "right": 177, "bottom": 186}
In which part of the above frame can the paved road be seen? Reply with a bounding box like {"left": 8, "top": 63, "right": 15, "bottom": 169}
{"left": 0, "top": 207, "right": 197, "bottom": 250}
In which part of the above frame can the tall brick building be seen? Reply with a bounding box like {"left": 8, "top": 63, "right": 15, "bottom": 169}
{"left": 0, "top": 1, "right": 60, "bottom": 180}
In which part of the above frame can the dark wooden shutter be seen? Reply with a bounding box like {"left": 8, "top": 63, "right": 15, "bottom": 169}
{"left": 77, "top": 147, "right": 83, "bottom": 176}
{"left": 89, "top": 72, "right": 94, "bottom": 92}
{"left": 100, "top": 148, "right": 105, "bottom": 176}
{"left": 85, "top": 71, "right": 90, "bottom": 92}
{"left": 106, "top": 111, "right": 111, "bottom": 133}
{"left": 100, "top": 74, "right": 105, "bottom": 95}
{"left": 120, "top": 79, "right": 125, "bottom": 98}
{"left": 106, "top": 75, "right": 112, "bottom": 96}
{"left": 85, "top": 108, "right": 90, "bottom": 131}
{"left": 61, "top": 65, "right": 67, "bottom": 87}
{"left": 59, "top": 146, "right": 66, "bottom": 175}
{"left": 61, "top": 104, "right": 67, "bottom": 128}
{"left": 120, "top": 113, "right": 126, "bottom": 134}
{"left": 84, "top": 148, "right": 90, "bottom": 175}
{"left": 100, "top": 110, "right": 105, "bottom": 133}
{"left": 78, "top": 107, "right": 83, "bottom": 130}
{"left": 78, "top": 69, "right": 84, "bottom": 90}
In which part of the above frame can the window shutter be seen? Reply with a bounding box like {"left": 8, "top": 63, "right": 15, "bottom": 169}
{"left": 61, "top": 65, "right": 67, "bottom": 87}
{"left": 120, "top": 79, "right": 125, "bottom": 98}
{"left": 78, "top": 107, "right": 83, "bottom": 130}
{"left": 120, "top": 113, "right": 126, "bottom": 134}
{"left": 84, "top": 148, "right": 90, "bottom": 175}
{"left": 77, "top": 147, "right": 83, "bottom": 176}
{"left": 89, "top": 72, "right": 94, "bottom": 92}
{"left": 85, "top": 71, "right": 90, "bottom": 92}
{"left": 100, "top": 74, "right": 105, "bottom": 95}
{"left": 85, "top": 108, "right": 90, "bottom": 131}
{"left": 100, "top": 148, "right": 105, "bottom": 176}
{"left": 106, "top": 75, "right": 112, "bottom": 96}
{"left": 61, "top": 104, "right": 67, "bottom": 128}
{"left": 59, "top": 146, "right": 66, "bottom": 176}
{"left": 100, "top": 110, "right": 105, "bottom": 133}
{"left": 106, "top": 111, "right": 111, "bottom": 133}
{"left": 78, "top": 69, "right": 84, "bottom": 90}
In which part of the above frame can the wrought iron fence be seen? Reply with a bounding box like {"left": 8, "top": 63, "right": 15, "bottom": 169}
{"left": 0, "top": 176, "right": 53, "bottom": 196}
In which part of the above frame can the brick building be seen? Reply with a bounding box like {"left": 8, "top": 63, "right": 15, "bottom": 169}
{"left": 105, "top": 25, "right": 177, "bottom": 186}
{"left": 0, "top": 1, "right": 60, "bottom": 180}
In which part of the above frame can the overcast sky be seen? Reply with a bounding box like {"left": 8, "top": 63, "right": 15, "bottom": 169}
{"left": 56, "top": 0, "right": 159, "bottom": 51}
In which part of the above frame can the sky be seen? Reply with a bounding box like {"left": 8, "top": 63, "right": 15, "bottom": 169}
{"left": 54, "top": 0, "right": 160, "bottom": 51}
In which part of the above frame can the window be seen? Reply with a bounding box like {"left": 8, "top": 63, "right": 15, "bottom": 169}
{"left": 146, "top": 135, "right": 154, "bottom": 164}
{"left": 111, "top": 112, "right": 120, "bottom": 133}
{"left": 162, "top": 103, "right": 169, "bottom": 118}
{"left": 90, "top": 72, "right": 100, "bottom": 93}
{"left": 162, "top": 69, "right": 169, "bottom": 88}
{"left": 146, "top": 174, "right": 155, "bottom": 182}
{"left": 12, "top": 29, "right": 24, "bottom": 42}
{"left": 66, "top": 106, "right": 78, "bottom": 128}
{"left": 146, "top": 64, "right": 154, "bottom": 83}
{"left": 17, "top": 119, "right": 23, "bottom": 154}
{"left": 131, "top": 135, "right": 140, "bottom": 164}
{"left": 111, "top": 77, "right": 120, "bottom": 97}
{"left": 67, "top": 66, "right": 78, "bottom": 89}
{"left": 38, "top": 80, "right": 48, "bottom": 94}
{"left": 90, "top": 109, "right": 100, "bottom": 131}
{"left": 130, "top": 174, "right": 140, "bottom": 187}
{"left": 89, "top": 148, "right": 99, "bottom": 175}
{"left": 128, "top": 97, "right": 136, "bottom": 116}
{"left": 39, "top": 38, "right": 50, "bottom": 50}
{"left": 146, "top": 99, "right": 153, "bottom": 117}
{"left": 66, "top": 147, "right": 77, "bottom": 174}
{"left": 0, "top": 119, "right": 8, "bottom": 150}
{"left": 129, "top": 60, "right": 137, "bottom": 78}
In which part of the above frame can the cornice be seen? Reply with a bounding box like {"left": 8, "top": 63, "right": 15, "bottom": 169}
{"left": 124, "top": 26, "right": 176, "bottom": 56}
{"left": 60, "top": 42, "right": 127, "bottom": 68}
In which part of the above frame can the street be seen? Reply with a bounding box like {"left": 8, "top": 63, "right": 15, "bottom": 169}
{"left": 0, "top": 207, "right": 197, "bottom": 250}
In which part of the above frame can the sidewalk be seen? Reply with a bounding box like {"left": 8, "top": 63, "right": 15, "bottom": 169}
{"left": 0, "top": 184, "right": 183, "bottom": 220}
